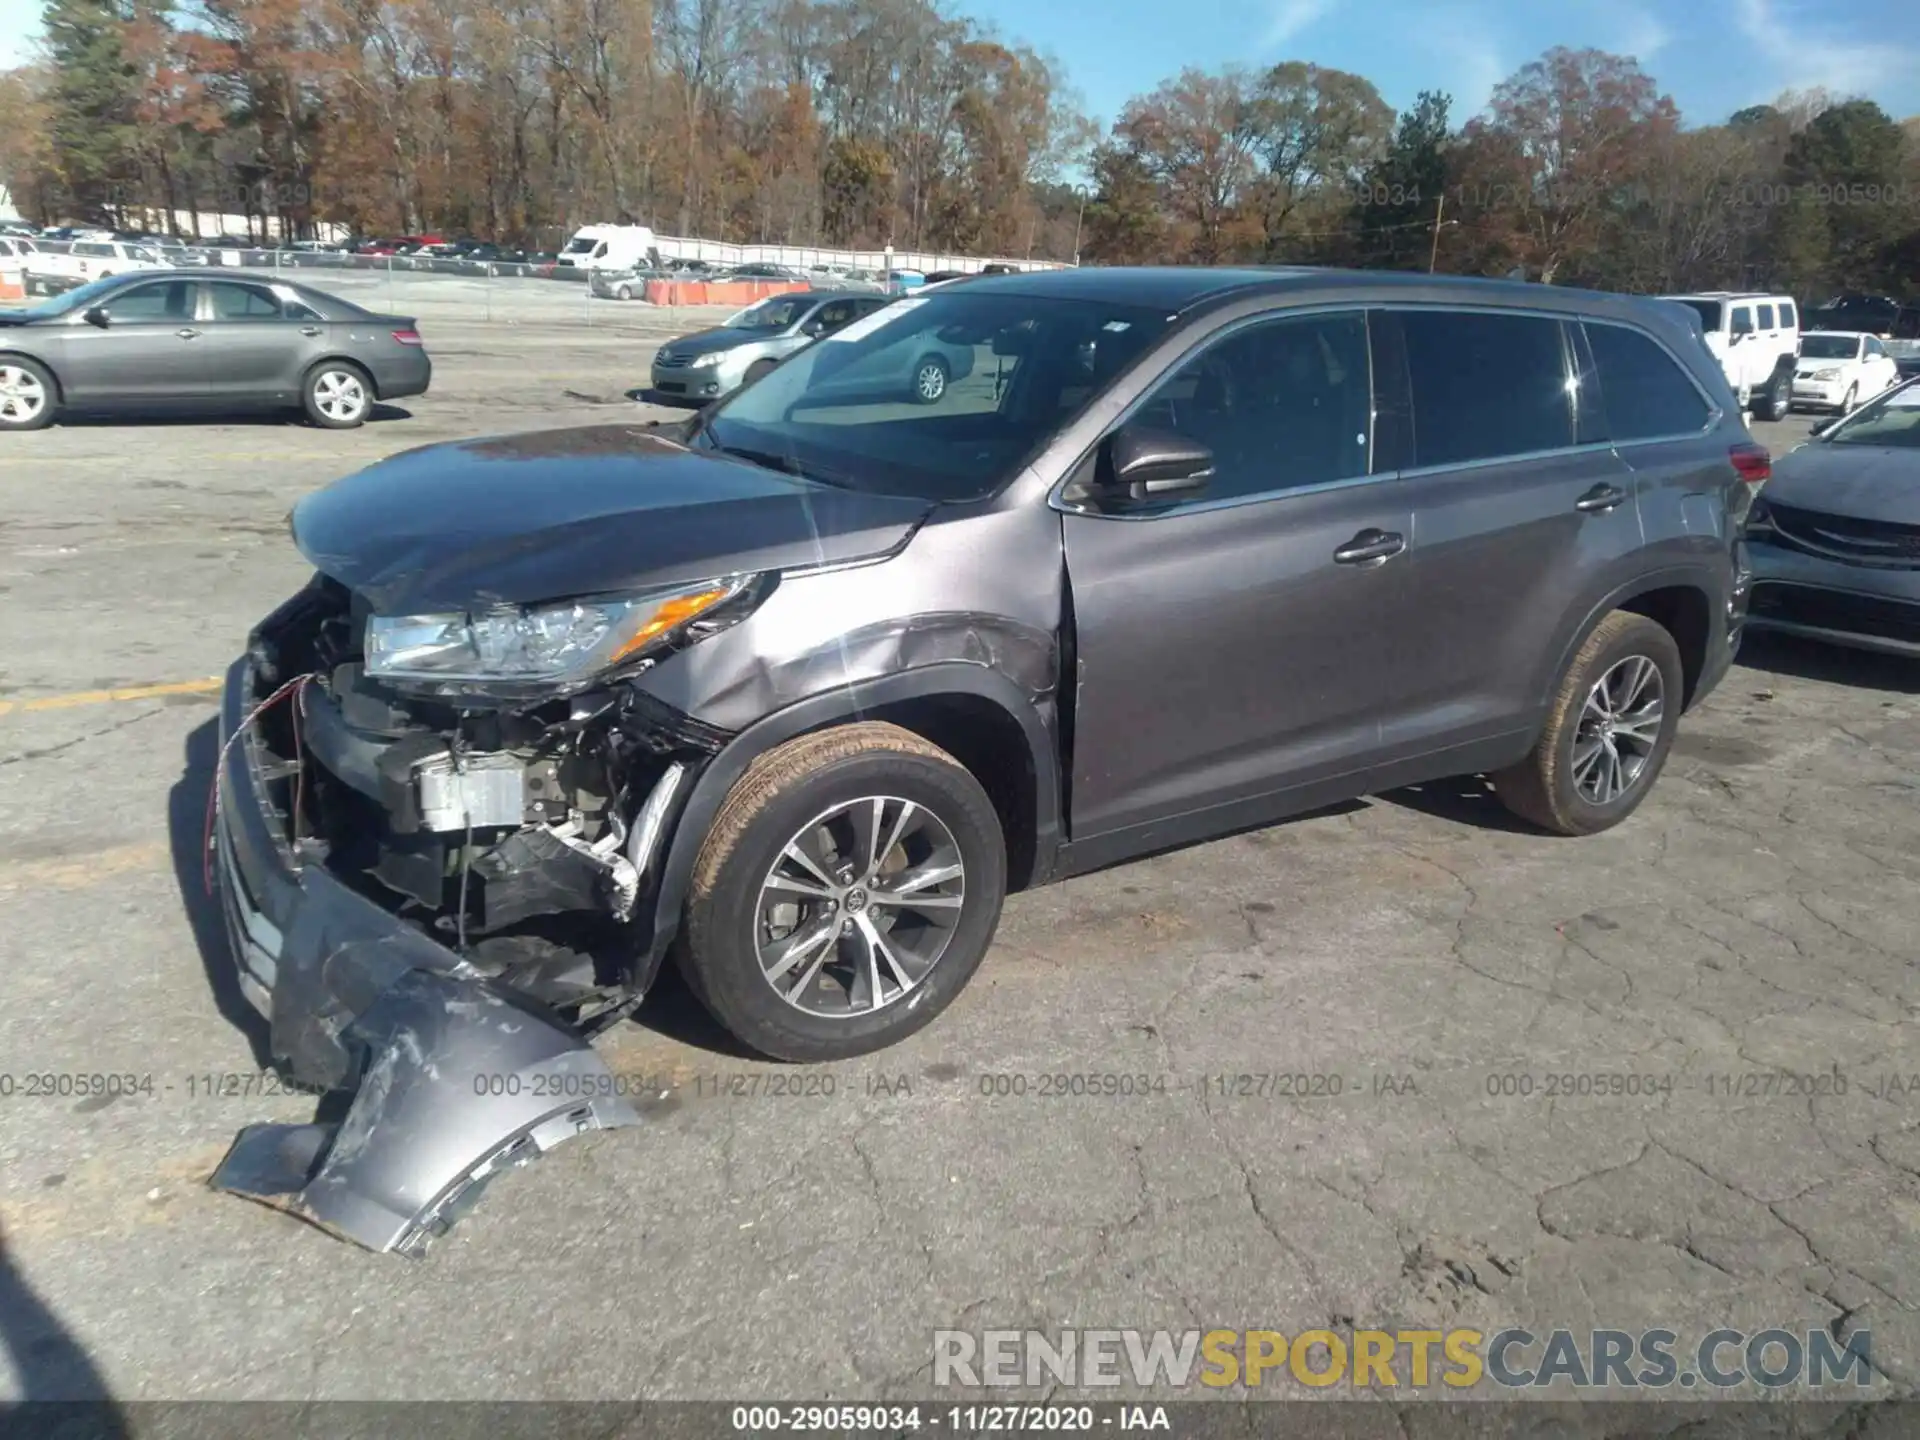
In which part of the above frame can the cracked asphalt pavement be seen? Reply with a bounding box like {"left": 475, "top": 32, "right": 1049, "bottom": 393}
{"left": 2, "top": 285, "right": 1918, "bottom": 1412}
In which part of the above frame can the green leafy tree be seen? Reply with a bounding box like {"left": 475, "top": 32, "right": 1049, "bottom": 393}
{"left": 1775, "top": 99, "right": 1909, "bottom": 297}
{"left": 41, "top": 0, "right": 139, "bottom": 220}
{"left": 1354, "top": 89, "right": 1450, "bottom": 270}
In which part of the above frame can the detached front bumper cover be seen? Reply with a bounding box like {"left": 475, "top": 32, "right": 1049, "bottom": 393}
{"left": 209, "top": 658, "right": 639, "bottom": 1256}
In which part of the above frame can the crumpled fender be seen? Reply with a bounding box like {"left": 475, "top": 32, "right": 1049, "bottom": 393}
{"left": 211, "top": 967, "right": 638, "bottom": 1256}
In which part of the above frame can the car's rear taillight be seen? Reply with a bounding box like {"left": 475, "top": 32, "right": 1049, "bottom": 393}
{"left": 1729, "top": 442, "right": 1771, "bottom": 485}
{"left": 392, "top": 328, "right": 422, "bottom": 346}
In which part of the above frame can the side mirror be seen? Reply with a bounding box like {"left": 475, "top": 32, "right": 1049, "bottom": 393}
{"left": 800, "top": 319, "right": 826, "bottom": 338}
{"left": 83, "top": 306, "right": 109, "bottom": 328}
{"left": 1098, "top": 425, "right": 1213, "bottom": 506}
{"left": 1809, "top": 417, "right": 1837, "bottom": 437}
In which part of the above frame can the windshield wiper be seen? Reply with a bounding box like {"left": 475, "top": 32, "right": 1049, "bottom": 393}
{"left": 708, "top": 440, "right": 853, "bottom": 489}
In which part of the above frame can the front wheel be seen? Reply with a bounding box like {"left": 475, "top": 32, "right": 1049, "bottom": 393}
{"left": 1491, "top": 611, "right": 1684, "bottom": 836}
{"left": 614, "top": 283, "right": 632, "bottom": 301}
{"left": 0, "top": 357, "right": 57, "bottom": 431}
{"left": 744, "top": 358, "right": 778, "bottom": 386}
{"left": 1841, "top": 384, "right": 1858, "bottom": 415}
{"left": 911, "top": 355, "right": 949, "bottom": 404}
{"left": 302, "top": 362, "right": 372, "bottom": 428}
{"left": 678, "top": 723, "right": 1007, "bottom": 1061}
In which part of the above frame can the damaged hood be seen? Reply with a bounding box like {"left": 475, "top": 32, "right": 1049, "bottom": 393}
{"left": 1770, "top": 443, "right": 1920, "bottom": 525}
{"left": 291, "top": 425, "right": 934, "bottom": 613}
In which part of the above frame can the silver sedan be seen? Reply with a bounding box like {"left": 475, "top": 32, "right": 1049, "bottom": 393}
{"left": 647, "top": 290, "right": 892, "bottom": 405}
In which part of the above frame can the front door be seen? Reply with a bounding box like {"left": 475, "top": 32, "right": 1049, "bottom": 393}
{"left": 1061, "top": 308, "right": 1421, "bottom": 843}
{"left": 57, "top": 278, "right": 206, "bottom": 409}
{"left": 196, "top": 279, "right": 325, "bottom": 403}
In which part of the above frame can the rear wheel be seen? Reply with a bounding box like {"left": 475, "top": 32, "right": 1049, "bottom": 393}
{"left": 679, "top": 723, "right": 1007, "bottom": 1061}
{"left": 0, "top": 357, "right": 56, "bottom": 431}
{"left": 302, "top": 361, "right": 372, "bottom": 428}
{"left": 1756, "top": 367, "right": 1791, "bottom": 422}
{"left": 911, "top": 355, "right": 949, "bottom": 404}
{"left": 1492, "top": 612, "right": 1683, "bottom": 836}
{"left": 614, "top": 283, "right": 632, "bottom": 301}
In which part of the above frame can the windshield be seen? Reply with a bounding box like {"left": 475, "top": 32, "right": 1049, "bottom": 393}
{"left": 701, "top": 291, "right": 1177, "bottom": 502}
{"left": 562, "top": 236, "right": 597, "bottom": 254}
{"left": 1828, "top": 383, "right": 1920, "bottom": 448}
{"left": 1800, "top": 334, "right": 1859, "bottom": 360}
{"left": 1676, "top": 300, "right": 1723, "bottom": 331}
{"left": 730, "top": 297, "right": 807, "bottom": 331}
{"left": 8, "top": 274, "right": 130, "bottom": 318}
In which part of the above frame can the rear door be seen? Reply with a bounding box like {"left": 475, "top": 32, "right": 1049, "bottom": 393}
{"left": 196, "top": 279, "right": 325, "bottom": 403}
{"left": 1381, "top": 307, "right": 1641, "bottom": 754}
{"left": 56, "top": 277, "right": 207, "bottom": 408}
{"left": 1727, "top": 302, "right": 1764, "bottom": 395}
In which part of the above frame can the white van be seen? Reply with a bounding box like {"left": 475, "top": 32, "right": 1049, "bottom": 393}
{"left": 556, "top": 224, "right": 659, "bottom": 272}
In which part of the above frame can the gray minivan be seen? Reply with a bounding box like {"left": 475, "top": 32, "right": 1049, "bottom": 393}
{"left": 216, "top": 267, "right": 1756, "bottom": 1252}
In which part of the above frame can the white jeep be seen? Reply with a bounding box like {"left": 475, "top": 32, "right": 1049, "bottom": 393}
{"left": 1661, "top": 292, "right": 1800, "bottom": 422}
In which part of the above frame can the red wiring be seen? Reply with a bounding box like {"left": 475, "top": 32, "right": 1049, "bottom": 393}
{"left": 202, "top": 673, "right": 314, "bottom": 896}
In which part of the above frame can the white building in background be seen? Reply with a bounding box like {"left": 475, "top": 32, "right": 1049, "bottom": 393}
{"left": 0, "top": 186, "right": 20, "bottom": 222}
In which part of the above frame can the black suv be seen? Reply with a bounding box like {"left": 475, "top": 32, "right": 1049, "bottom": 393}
{"left": 211, "top": 268, "right": 1757, "bottom": 1252}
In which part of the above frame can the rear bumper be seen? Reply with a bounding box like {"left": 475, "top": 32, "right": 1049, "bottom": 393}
{"left": 209, "top": 657, "right": 637, "bottom": 1255}
{"left": 368, "top": 350, "right": 431, "bottom": 401}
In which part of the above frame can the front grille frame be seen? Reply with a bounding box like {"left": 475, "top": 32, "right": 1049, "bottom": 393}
{"left": 1764, "top": 502, "right": 1920, "bottom": 569}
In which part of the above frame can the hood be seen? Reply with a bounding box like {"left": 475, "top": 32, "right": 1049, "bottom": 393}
{"left": 1769, "top": 442, "right": 1920, "bottom": 526}
{"left": 656, "top": 326, "right": 784, "bottom": 359}
{"left": 290, "top": 425, "right": 932, "bottom": 614}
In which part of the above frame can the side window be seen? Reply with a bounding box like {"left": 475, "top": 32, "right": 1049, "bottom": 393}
{"left": 1583, "top": 322, "right": 1712, "bottom": 441}
{"left": 282, "top": 298, "right": 322, "bottom": 322}
{"left": 1780, "top": 302, "right": 1797, "bottom": 329}
{"left": 74, "top": 242, "right": 113, "bottom": 258}
{"left": 813, "top": 301, "right": 856, "bottom": 331}
{"left": 1399, "top": 309, "right": 1573, "bottom": 466}
{"left": 1730, "top": 307, "right": 1755, "bottom": 336}
{"left": 1866, "top": 337, "right": 1887, "bottom": 359}
{"left": 1129, "top": 310, "right": 1373, "bottom": 505}
{"left": 100, "top": 281, "right": 195, "bottom": 322}
{"left": 208, "top": 283, "right": 284, "bottom": 320}
{"left": 1757, "top": 304, "right": 1775, "bottom": 329}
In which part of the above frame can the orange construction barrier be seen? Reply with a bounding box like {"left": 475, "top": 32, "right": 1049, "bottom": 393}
{"left": 643, "top": 278, "right": 810, "bottom": 308}
{"left": 0, "top": 263, "right": 22, "bottom": 301}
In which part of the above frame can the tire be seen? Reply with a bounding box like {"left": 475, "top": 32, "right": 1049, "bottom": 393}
{"left": 1491, "top": 611, "right": 1684, "bottom": 837}
{"left": 744, "top": 358, "right": 778, "bottom": 386}
{"left": 911, "top": 355, "right": 949, "bottom": 404}
{"left": 614, "top": 283, "right": 631, "bottom": 301}
{"left": 1757, "top": 368, "right": 1790, "bottom": 422}
{"left": 302, "top": 361, "right": 372, "bottom": 428}
{"left": 0, "top": 356, "right": 57, "bottom": 431}
{"left": 678, "top": 722, "right": 1007, "bottom": 1062}
{"left": 1841, "top": 384, "right": 1858, "bottom": 415}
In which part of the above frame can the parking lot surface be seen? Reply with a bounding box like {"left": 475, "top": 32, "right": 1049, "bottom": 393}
{"left": 2, "top": 292, "right": 1918, "bottom": 1408}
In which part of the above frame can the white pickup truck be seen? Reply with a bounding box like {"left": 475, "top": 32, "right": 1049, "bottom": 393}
{"left": 26, "top": 238, "right": 169, "bottom": 287}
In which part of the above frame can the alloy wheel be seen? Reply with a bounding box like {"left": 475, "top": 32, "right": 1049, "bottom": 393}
{"left": 312, "top": 370, "right": 367, "bottom": 423}
{"left": 0, "top": 365, "right": 47, "bottom": 425}
{"left": 1572, "top": 655, "right": 1665, "bottom": 805}
{"left": 755, "top": 795, "right": 966, "bottom": 1018}
{"left": 915, "top": 362, "right": 947, "bottom": 402}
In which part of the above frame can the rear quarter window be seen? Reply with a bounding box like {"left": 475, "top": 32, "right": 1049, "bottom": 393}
{"left": 1584, "top": 321, "right": 1713, "bottom": 441}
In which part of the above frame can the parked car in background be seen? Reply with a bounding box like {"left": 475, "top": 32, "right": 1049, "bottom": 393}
{"left": 647, "top": 289, "right": 895, "bottom": 403}
{"left": 1662, "top": 291, "right": 1798, "bottom": 421}
{"left": 729, "top": 262, "right": 809, "bottom": 282}
{"left": 0, "top": 269, "right": 430, "bottom": 431}
{"left": 1746, "top": 378, "right": 1920, "bottom": 658}
{"left": 207, "top": 270, "right": 1753, "bottom": 1256}
{"left": 26, "top": 238, "right": 169, "bottom": 286}
{"left": 1791, "top": 331, "right": 1903, "bottom": 414}
{"left": 1805, "top": 294, "right": 1904, "bottom": 336}
{"left": 0, "top": 235, "right": 40, "bottom": 264}
{"left": 886, "top": 269, "right": 927, "bottom": 294}
{"left": 589, "top": 266, "right": 668, "bottom": 301}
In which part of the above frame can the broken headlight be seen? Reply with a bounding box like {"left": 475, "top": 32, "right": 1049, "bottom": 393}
{"left": 365, "top": 576, "right": 756, "bottom": 684}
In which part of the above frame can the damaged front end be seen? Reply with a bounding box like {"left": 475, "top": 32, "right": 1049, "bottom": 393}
{"left": 208, "top": 573, "right": 734, "bottom": 1255}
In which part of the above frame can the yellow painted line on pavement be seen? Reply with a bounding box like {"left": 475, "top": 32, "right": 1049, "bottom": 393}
{"left": 0, "top": 678, "right": 222, "bottom": 718}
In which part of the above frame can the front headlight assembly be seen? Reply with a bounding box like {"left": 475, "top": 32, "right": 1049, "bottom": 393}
{"left": 364, "top": 575, "right": 760, "bottom": 687}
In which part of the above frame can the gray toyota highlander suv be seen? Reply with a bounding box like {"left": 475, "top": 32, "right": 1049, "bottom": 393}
{"left": 211, "top": 267, "right": 1757, "bottom": 1252}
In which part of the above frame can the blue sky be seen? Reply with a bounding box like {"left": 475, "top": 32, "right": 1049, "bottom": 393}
{"left": 2, "top": 0, "right": 1915, "bottom": 127}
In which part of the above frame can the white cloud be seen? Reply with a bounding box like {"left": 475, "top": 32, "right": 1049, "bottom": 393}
{"left": 1422, "top": 7, "right": 1507, "bottom": 118}
{"left": 1616, "top": 7, "right": 1671, "bottom": 61}
{"left": 1734, "top": 0, "right": 1914, "bottom": 100}
{"left": 1264, "top": 0, "right": 1334, "bottom": 48}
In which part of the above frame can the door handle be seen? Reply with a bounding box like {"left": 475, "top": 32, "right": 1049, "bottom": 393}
{"left": 1575, "top": 483, "right": 1627, "bottom": 514}
{"left": 176, "top": 327, "right": 200, "bottom": 339}
{"left": 1332, "top": 528, "right": 1406, "bottom": 567}
{"left": 300, "top": 326, "right": 321, "bottom": 336}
